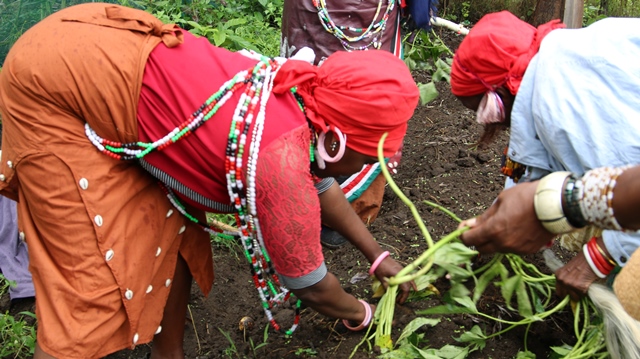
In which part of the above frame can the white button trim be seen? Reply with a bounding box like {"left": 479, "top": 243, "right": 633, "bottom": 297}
{"left": 125, "top": 289, "right": 134, "bottom": 300}
{"left": 105, "top": 249, "right": 114, "bottom": 261}
{"left": 178, "top": 225, "right": 186, "bottom": 234}
{"left": 156, "top": 247, "right": 162, "bottom": 257}
{"left": 79, "top": 178, "right": 89, "bottom": 190}
{"left": 6, "top": 161, "right": 12, "bottom": 169}
{"left": 146, "top": 285, "right": 153, "bottom": 294}
{"left": 155, "top": 326, "right": 162, "bottom": 335}
{"left": 166, "top": 209, "right": 174, "bottom": 218}
{"left": 19, "top": 232, "right": 25, "bottom": 242}
{"left": 0, "top": 174, "right": 5, "bottom": 182}
{"left": 165, "top": 279, "right": 172, "bottom": 287}
{"left": 133, "top": 333, "right": 139, "bottom": 345}
{"left": 94, "top": 215, "right": 103, "bottom": 227}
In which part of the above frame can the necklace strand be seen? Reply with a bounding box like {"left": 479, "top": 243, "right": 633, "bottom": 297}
{"left": 86, "top": 54, "right": 304, "bottom": 335}
{"left": 313, "top": 0, "right": 395, "bottom": 51}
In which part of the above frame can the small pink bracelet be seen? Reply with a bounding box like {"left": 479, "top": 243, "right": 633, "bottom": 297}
{"left": 342, "top": 300, "right": 372, "bottom": 331}
{"left": 369, "top": 251, "right": 390, "bottom": 276}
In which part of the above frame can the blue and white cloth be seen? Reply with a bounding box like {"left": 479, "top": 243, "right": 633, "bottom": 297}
{"left": 507, "top": 17, "right": 640, "bottom": 266}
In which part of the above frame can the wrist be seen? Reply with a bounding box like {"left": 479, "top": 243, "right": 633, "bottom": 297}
{"left": 369, "top": 251, "right": 390, "bottom": 276}
{"left": 342, "top": 300, "right": 373, "bottom": 331}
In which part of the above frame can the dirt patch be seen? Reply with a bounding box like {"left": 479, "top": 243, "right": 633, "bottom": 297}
{"left": 0, "top": 34, "right": 578, "bottom": 359}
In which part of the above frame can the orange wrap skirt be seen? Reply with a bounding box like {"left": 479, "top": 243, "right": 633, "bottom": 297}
{"left": 0, "top": 4, "right": 213, "bottom": 358}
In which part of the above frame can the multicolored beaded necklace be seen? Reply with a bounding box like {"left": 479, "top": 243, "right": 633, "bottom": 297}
{"left": 85, "top": 51, "right": 310, "bottom": 335}
{"left": 313, "top": 0, "right": 395, "bottom": 51}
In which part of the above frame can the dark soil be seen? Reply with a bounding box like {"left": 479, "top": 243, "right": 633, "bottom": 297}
{"left": 1, "top": 33, "right": 578, "bottom": 359}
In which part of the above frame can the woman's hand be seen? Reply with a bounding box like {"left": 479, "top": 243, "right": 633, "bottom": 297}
{"left": 554, "top": 251, "right": 598, "bottom": 301}
{"left": 459, "top": 181, "right": 555, "bottom": 254}
{"left": 373, "top": 257, "right": 416, "bottom": 303}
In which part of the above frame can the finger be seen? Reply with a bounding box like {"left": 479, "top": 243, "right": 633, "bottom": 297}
{"left": 397, "top": 284, "right": 410, "bottom": 303}
{"left": 459, "top": 220, "right": 492, "bottom": 250}
{"left": 458, "top": 217, "right": 477, "bottom": 230}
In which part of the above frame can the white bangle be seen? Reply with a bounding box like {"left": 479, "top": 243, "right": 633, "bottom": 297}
{"left": 533, "top": 171, "right": 576, "bottom": 234}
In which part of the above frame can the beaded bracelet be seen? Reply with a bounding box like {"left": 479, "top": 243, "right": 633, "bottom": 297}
{"left": 369, "top": 251, "right": 390, "bottom": 276}
{"left": 342, "top": 300, "right": 373, "bottom": 331}
{"left": 578, "top": 166, "right": 632, "bottom": 231}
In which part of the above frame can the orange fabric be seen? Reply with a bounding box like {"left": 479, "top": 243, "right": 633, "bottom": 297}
{"left": 273, "top": 51, "right": 419, "bottom": 157}
{"left": 0, "top": 4, "right": 212, "bottom": 358}
{"left": 450, "top": 11, "right": 564, "bottom": 96}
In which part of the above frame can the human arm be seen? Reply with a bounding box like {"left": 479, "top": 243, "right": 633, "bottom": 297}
{"left": 290, "top": 272, "right": 372, "bottom": 324}
{"left": 318, "top": 181, "right": 415, "bottom": 303}
{"left": 460, "top": 165, "right": 640, "bottom": 254}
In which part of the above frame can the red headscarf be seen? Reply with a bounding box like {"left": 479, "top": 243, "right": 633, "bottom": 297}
{"left": 273, "top": 50, "right": 419, "bottom": 157}
{"left": 450, "top": 11, "right": 564, "bottom": 97}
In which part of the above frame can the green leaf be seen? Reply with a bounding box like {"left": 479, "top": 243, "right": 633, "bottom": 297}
{"left": 417, "top": 304, "right": 475, "bottom": 316}
{"left": 212, "top": 30, "right": 226, "bottom": 47}
{"left": 452, "top": 296, "right": 478, "bottom": 312}
{"left": 431, "top": 344, "right": 469, "bottom": 359}
{"left": 433, "top": 242, "right": 478, "bottom": 265}
{"left": 438, "top": 263, "right": 473, "bottom": 281}
{"left": 448, "top": 282, "right": 471, "bottom": 301}
{"left": 516, "top": 278, "right": 533, "bottom": 318}
{"left": 550, "top": 344, "right": 573, "bottom": 356}
{"left": 454, "top": 325, "right": 486, "bottom": 350}
{"left": 417, "top": 81, "right": 438, "bottom": 105}
{"left": 413, "top": 272, "right": 441, "bottom": 291}
{"left": 473, "top": 261, "right": 507, "bottom": 303}
{"left": 516, "top": 350, "right": 537, "bottom": 359}
{"left": 396, "top": 317, "right": 441, "bottom": 345}
{"left": 499, "top": 274, "right": 522, "bottom": 311}
{"left": 225, "top": 18, "right": 247, "bottom": 28}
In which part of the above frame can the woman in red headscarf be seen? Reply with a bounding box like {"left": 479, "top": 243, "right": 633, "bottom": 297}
{"left": 0, "top": 3, "right": 418, "bottom": 358}
{"left": 449, "top": 11, "right": 640, "bottom": 305}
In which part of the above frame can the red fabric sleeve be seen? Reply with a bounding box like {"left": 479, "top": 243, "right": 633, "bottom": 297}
{"left": 255, "top": 125, "right": 324, "bottom": 278}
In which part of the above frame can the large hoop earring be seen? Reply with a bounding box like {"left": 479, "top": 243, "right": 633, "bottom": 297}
{"left": 314, "top": 147, "right": 326, "bottom": 169}
{"left": 317, "top": 126, "right": 347, "bottom": 163}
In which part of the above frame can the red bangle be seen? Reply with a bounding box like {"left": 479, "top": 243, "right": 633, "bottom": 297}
{"left": 587, "top": 238, "right": 614, "bottom": 272}
{"left": 586, "top": 239, "right": 613, "bottom": 274}
{"left": 590, "top": 237, "right": 617, "bottom": 267}
{"left": 369, "top": 251, "right": 390, "bottom": 276}
{"left": 342, "top": 300, "right": 372, "bottom": 331}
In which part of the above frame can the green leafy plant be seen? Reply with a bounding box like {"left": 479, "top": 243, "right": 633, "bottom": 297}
{"left": 0, "top": 274, "right": 37, "bottom": 359}
{"left": 353, "top": 133, "right": 613, "bottom": 358}
{"left": 124, "top": 0, "right": 283, "bottom": 56}
{"left": 294, "top": 347, "right": 318, "bottom": 357}
{"left": 403, "top": 30, "right": 454, "bottom": 105}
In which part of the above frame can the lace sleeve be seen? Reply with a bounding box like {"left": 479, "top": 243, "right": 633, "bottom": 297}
{"left": 255, "top": 125, "right": 324, "bottom": 278}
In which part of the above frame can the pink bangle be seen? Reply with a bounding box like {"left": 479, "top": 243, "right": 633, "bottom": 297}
{"left": 342, "top": 300, "right": 372, "bottom": 331}
{"left": 369, "top": 251, "right": 390, "bottom": 276}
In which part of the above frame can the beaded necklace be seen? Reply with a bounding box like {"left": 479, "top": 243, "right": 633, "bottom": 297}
{"left": 86, "top": 52, "right": 309, "bottom": 335}
{"left": 313, "top": 0, "right": 395, "bottom": 51}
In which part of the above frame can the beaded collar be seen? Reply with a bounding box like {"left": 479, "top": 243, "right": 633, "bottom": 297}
{"left": 86, "top": 52, "right": 312, "bottom": 335}
{"left": 313, "top": 0, "right": 395, "bottom": 51}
